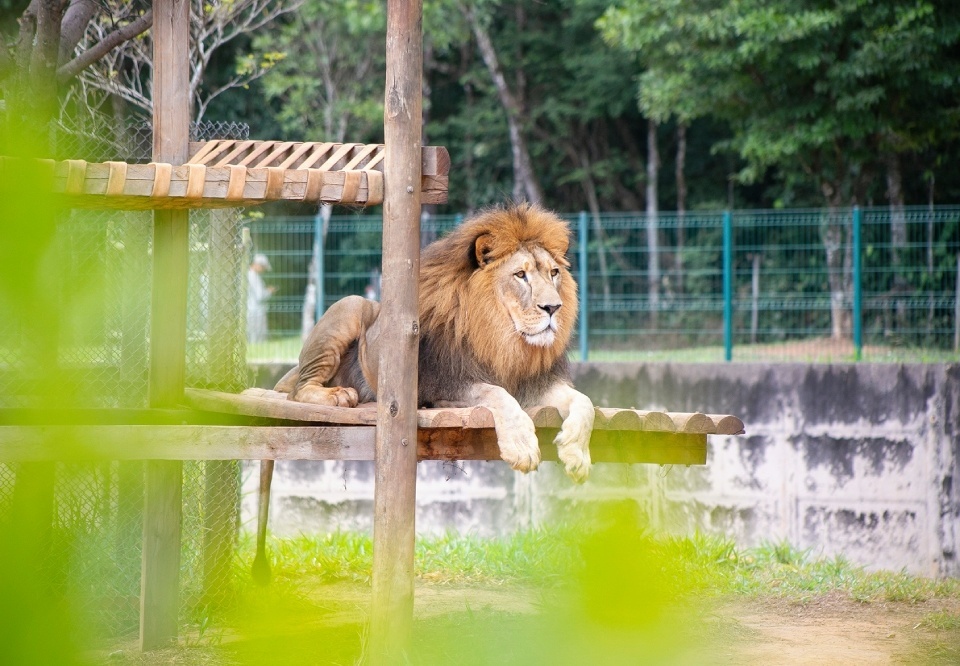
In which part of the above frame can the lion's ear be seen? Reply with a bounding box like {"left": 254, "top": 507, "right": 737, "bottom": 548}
{"left": 474, "top": 233, "right": 496, "bottom": 267}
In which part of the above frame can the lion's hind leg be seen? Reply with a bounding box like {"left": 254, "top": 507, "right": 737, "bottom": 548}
{"left": 288, "top": 295, "right": 379, "bottom": 407}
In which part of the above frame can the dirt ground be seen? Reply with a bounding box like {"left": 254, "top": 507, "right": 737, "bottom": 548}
{"left": 100, "top": 582, "right": 960, "bottom": 665}
{"left": 707, "top": 592, "right": 960, "bottom": 665}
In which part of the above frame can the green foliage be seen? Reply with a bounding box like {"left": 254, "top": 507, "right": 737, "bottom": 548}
{"left": 250, "top": 0, "right": 387, "bottom": 143}
{"left": 599, "top": 0, "right": 960, "bottom": 205}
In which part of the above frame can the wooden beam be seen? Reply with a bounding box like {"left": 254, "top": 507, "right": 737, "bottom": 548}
{"left": 142, "top": 0, "right": 190, "bottom": 651}
{"left": 140, "top": 460, "right": 181, "bottom": 649}
{"left": 0, "top": 425, "right": 374, "bottom": 460}
{"left": 370, "top": 0, "right": 423, "bottom": 658}
{"left": 0, "top": 425, "right": 704, "bottom": 465}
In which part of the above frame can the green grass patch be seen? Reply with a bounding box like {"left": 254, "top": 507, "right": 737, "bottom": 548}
{"left": 238, "top": 528, "right": 960, "bottom": 605}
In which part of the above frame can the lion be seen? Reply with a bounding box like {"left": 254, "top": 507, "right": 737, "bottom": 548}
{"left": 274, "top": 202, "right": 594, "bottom": 481}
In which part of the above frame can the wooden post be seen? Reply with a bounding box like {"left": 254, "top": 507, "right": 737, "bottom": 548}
{"left": 141, "top": 0, "right": 190, "bottom": 651}
{"left": 369, "top": 0, "right": 422, "bottom": 660}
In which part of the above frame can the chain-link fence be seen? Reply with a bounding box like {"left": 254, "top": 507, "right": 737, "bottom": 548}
{"left": 247, "top": 206, "right": 960, "bottom": 364}
{"left": 0, "top": 119, "right": 250, "bottom": 645}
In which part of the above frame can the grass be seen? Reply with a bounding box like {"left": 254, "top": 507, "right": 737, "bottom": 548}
{"left": 239, "top": 528, "right": 960, "bottom": 605}
{"left": 93, "top": 528, "right": 960, "bottom": 664}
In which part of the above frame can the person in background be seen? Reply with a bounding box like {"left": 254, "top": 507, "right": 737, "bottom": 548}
{"left": 247, "top": 253, "right": 276, "bottom": 343}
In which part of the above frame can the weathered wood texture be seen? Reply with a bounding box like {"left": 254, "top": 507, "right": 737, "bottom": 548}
{"left": 18, "top": 143, "right": 449, "bottom": 209}
{"left": 140, "top": 459, "right": 182, "bottom": 650}
{"left": 370, "top": 0, "right": 424, "bottom": 659}
{"left": 187, "top": 388, "right": 745, "bottom": 435}
{"left": 0, "top": 424, "right": 707, "bottom": 465}
{"left": 143, "top": 0, "right": 189, "bottom": 651}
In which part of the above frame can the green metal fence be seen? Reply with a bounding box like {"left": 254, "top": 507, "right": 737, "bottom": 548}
{"left": 246, "top": 206, "right": 960, "bottom": 364}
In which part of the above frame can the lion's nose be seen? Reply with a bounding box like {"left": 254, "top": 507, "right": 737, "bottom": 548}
{"left": 539, "top": 303, "right": 561, "bottom": 316}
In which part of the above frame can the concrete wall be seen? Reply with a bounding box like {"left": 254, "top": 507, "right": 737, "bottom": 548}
{"left": 245, "top": 363, "right": 960, "bottom": 577}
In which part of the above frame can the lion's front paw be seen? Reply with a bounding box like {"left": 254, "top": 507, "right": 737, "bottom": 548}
{"left": 497, "top": 417, "right": 541, "bottom": 473}
{"left": 555, "top": 414, "right": 593, "bottom": 483}
{"left": 292, "top": 384, "right": 359, "bottom": 407}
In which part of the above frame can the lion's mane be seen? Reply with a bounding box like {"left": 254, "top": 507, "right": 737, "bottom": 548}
{"left": 416, "top": 203, "right": 578, "bottom": 405}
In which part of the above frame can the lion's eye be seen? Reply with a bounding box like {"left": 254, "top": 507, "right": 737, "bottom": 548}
{"left": 515, "top": 270, "right": 526, "bottom": 280}
{"left": 550, "top": 268, "right": 560, "bottom": 278}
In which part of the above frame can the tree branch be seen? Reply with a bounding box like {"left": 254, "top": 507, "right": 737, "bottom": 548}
{"left": 58, "top": 0, "right": 99, "bottom": 66}
{"left": 57, "top": 9, "right": 153, "bottom": 83}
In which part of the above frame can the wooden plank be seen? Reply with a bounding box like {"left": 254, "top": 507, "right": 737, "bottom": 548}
{"left": 370, "top": 0, "right": 423, "bottom": 659}
{"left": 0, "top": 425, "right": 376, "bottom": 461}
{"left": 0, "top": 424, "right": 704, "bottom": 465}
{"left": 185, "top": 388, "right": 379, "bottom": 425}
{"left": 143, "top": 0, "right": 190, "bottom": 651}
{"left": 140, "top": 460, "right": 182, "bottom": 650}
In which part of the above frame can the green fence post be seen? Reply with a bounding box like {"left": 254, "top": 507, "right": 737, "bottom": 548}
{"left": 578, "top": 211, "right": 589, "bottom": 362}
{"left": 723, "top": 211, "right": 733, "bottom": 361}
{"left": 852, "top": 206, "right": 862, "bottom": 361}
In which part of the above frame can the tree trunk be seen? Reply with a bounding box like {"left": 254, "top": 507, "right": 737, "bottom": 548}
{"left": 466, "top": 8, "right": 542, "bottom": 203}
{"left": 675, "top": 122, "right": 687, "bottom": 295}
{"left": 577, "top": 147, "right": 611, "bottom": 308}
{"left": 885, "top": 149, "right": 908, "bottom": 329}
{"left": 927, "top": 170, "right": 935, "bottom": 335}
{"left": 820, "top": 183, "right": 851, "bottom": 340}
{"left": 646, "top": 119, "right": 660, "bottom": 330}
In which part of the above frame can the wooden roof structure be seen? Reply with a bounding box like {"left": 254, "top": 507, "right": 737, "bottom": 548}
{"left": 42, "top": 140, "right": 450, "bottom": 209}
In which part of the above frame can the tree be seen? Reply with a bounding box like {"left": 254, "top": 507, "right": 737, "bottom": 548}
{"left": 461, "top": 1, "right": 542, "bottom": 203}
{"left": 70, "top": 0, "right": 301, "bottom": 121}
{"left": 600, "top": 0, "right": 960, "bottom": 338}
{"left": 1, "top": 0, "right": 154, "bottom": 147}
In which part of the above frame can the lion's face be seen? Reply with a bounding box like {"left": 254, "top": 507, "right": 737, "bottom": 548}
{"left": 496, "top": 245, "right": 566, "bottom": 348}
{"left": 418, "top": 204, "right": 578, "bottom": 391}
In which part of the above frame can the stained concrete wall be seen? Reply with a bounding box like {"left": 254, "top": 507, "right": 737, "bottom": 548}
{"left": 571, "top": 363, "right": 960, "bottom": 577}
{"left": 245, "top": 362, "right": 960, "bottom": 577}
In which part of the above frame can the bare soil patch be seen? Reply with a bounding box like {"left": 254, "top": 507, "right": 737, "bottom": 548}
{"left": 96, "top": 583, "right": 960, "bottom": 665}
{"left": 707, "top": 592, "right": 960, "bottom": 665}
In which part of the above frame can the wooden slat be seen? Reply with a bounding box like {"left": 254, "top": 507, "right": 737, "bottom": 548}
{"left": 208, "top": 140, "right": 257, "bottom": 167}
{"left": 715, "top": 414, "right": 746, "bottom": 435}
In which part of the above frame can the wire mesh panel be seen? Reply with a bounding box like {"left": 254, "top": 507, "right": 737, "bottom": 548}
{"left": 861, "top": 207, "right": 960, "bottom": 357}
{"left": 731, "top": 209, "right": 853, "bottom": 361}
{"left": 244, "top": 206, "right": 959, "bottom": 364}
{"left": 0, "top": 119, "right": 250, "bottom": 644}
{"left": 579, "top": 211, "right": 726, "bottom": 360}
{"left": 245, "top": 212, "right": 458, "bottom": 362}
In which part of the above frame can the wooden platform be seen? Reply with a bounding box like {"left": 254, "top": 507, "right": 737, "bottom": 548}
{"left": 6, "top": 141, "right": 450, "bottom": 210}
{"left": 0, "top": 388, "right": 742, "bottom": 466}
{"left": 177, "top": 387, "right": 746, "bottom": 466}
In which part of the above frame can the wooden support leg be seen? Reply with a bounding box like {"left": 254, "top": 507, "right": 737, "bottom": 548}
{"left": 251, "top": 459, "right": 275, "bottom": 585}
{"left": 369, "top": 0, "right": 423, "bottom": 658}
{"left": 140, "top": 460, "right": 182, "bottom": 651}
